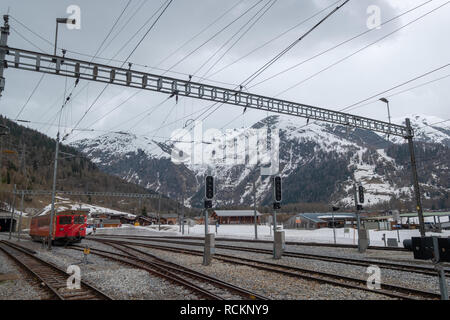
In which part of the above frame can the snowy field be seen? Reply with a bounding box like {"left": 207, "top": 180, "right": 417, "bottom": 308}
{"left": 94, "top": 223, "right": 450, "bottom": 248}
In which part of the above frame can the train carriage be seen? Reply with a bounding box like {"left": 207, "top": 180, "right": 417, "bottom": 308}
{"left": 30, "top": 210, "right": 88, "bottom": 244}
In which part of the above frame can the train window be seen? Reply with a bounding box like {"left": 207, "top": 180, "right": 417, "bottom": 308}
{"left": 74, "top": 216, "right": 85, "bottom": 224}
{"left": 59, "top": 216, "right": 72, "bottom": 225}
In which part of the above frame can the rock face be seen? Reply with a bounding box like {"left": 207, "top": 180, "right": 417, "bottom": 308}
{"left": 70, "top": 114, "right": 450, "bottom": 208}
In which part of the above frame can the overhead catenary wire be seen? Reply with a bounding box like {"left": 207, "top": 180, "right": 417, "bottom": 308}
{"left": 338, "top": 72, "right": 450, "bottom": 115}
{"left": 155, "top": 0, "right": 246, "bottom": 68}
{"left": 77, "top": 0, "right": 270, "bottom": 142}
{"left": 270, "top": 0, "right": 450, "bottom": 97}
{"left": 206, "top": 0, "right": 343, "bottom": 79}
{"left": 146, "top": 1, "right": 349, "bottom": 158}
{"left": 65, "top": 0, "right": 280, "bottom": 141}
{"left": 64, "top": 0, "right": 175, "bottom": 141}
{"left": 99, "top": 0, "right": 149, "bottom": 55}
{"left": 239, "top": 0, "right": 350, "bottom": 88}
{"left": 248, "top": 0, "right": 434, "bottom": 89}
{"left": 194, "top": 0, "right": 278, "bottom": 77}
{"left": 165, "top": 0, "right": 265, "bottom": 72}
{"left": 190, "top": 0, "right": 351, "bottom": 130}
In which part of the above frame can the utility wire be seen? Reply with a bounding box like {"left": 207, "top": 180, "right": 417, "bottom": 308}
{"left": 65, "top": 0, "right": 175, "bottom": 141}
{"left": 340, "top": 72, "right": 450, "bottom": 114}
{"left": 68, "top": 0, "right": 251, "bottom": 142}
{"left": 272, "top": 0, "right": 450, "bottom": 97}
{"left": 249, "top": 0, "right": 434, "bottom": 89}
{"left": 99, "top": 0, "right": 148, "bottom": 55}
{"left": 155, "top": 0, "right": 246, "bottom": 67}
{"left": 207, "top": 0, "right": 343, "bottom": 78}
{"left": 165, "top": 0, "right": 265, "bottom": 72}
{"left": 193, "top": 0, "right": 351, "bottom": 129}
{"left": 240, "top": 0, "right": 350, "bottom": 88}
{"left": 194, "top": 0, "right": 277, "bottom": 77}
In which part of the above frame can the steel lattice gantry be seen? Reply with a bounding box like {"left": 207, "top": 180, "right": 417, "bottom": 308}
{"left": 0, "top": 46, "right": 411, "bottom": 138}
{"left": 14, "top": 189, "right": 161, "bottom": 198}
{"left": 0, "top": 14, "right": 426, "bottom": 237}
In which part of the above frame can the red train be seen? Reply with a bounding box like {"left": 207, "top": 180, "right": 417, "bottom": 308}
{"left": 30, "top": 210, "right": 88, "bottom": 244}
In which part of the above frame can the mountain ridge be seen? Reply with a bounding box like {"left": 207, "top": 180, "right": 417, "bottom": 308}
{"left": 70, "top": 114, "right": 450, "bottom": 210}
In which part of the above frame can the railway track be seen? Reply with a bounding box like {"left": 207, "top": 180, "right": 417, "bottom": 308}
{"left": 88, "top": 238, "right": 442, "bottom": 300}
{"left": 89, "top": 235, "right": 447, "bottom": 277}
{"left": 69, "top": 242, "right": 268, "bottom": 300}
{"left": 97, "top": 234, "right": 408, "bottom": 251}
{"left": 0, "top": 240, "right": 112, "bottom": 300}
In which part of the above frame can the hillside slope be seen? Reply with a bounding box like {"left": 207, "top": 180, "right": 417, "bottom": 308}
{"left": 71, "top": 114, "right": 450, "bottom": 210}
{"left": 0, "top": 116, "right": 182, "bottom": 215}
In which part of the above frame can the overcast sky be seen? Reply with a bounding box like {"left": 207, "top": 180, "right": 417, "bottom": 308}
{"left": 0, "top": 0, "right": 449, "bottom": 144}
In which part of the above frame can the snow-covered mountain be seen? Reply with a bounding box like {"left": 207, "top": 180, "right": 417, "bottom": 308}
{"left": 70, "top": 114, "right": 450, "bottom": 209}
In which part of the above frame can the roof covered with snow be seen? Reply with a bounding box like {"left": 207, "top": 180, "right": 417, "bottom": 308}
{"left": 214, "top": 210, "right": 261, "bottom": 217}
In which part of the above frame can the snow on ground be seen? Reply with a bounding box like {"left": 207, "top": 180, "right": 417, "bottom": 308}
{"left": 96, "top": 223, "right": 450, "bottom": 248}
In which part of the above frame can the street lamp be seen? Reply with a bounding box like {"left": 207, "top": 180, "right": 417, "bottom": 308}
{"left": 54, "top": 18, "right": 76, "bottom": 55}
{"left": 379, "top": 97, "right": 391, "bottom": 138}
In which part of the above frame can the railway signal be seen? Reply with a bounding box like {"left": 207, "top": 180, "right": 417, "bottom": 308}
{"left": 358, "top": 185, "right": 364, "bottom": 203}
{"left": 274, "top": 176, "right": 282, "bottom": 202}
{"left": 205, "top": 176, "right": 214, "bottom": 199}
{"left": 203, "top": 175, "right": 215, "bottom": 266}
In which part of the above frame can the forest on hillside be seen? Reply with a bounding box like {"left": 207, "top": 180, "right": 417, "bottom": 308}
{"left": 0, "top": 116, "right": 192, "bottom": 216}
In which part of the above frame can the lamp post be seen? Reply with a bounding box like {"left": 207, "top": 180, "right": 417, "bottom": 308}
{"left": 54, "top": 18, "right": 76, "bottom": 56}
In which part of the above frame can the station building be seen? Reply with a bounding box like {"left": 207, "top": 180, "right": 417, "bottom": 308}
{"left": 285, "top": 213, "right": 356, "bottom": 230}
{"left": 211, "top": 210, "right": 262, "bottom": 225}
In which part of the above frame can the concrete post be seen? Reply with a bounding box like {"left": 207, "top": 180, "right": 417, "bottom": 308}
{"left": 203, "top": 233, "right": 215, "bottom": 266}
{"left": 358, "top": 229, "right": 369, "bottom": 253}
{"left": 274, "top": 230, "right": 285, "bottom": 259}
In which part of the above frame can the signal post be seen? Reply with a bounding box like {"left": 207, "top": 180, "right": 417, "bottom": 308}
{"left": 203, "top": 176, "right": 215, "bottom": 266}
{"left": 273, "top": 176, "right": 284, "bottom": 259}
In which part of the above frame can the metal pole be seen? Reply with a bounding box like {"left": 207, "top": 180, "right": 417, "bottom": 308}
{"left": 54, "top": 22, "right": 59, "bottom": 56}
{"left": 0, "top": 15, "right": 10, "bottom": 97}
{"left": 48, "top": 132, "right": 60, "bottom": 250}
{"left": 18, "top": 191, "right": 24, "bottom": 241}
{"left": 353, "top": 184, "right": 361, "bottom": 252}
{"left": 332, "top": 210, "right": 336, "bottom": 245}
{"left": 158, "top": 194, "right": 161, "bottom": 231}
{"left": 205, "top": 208, "right": 209, "bottom": 234}
{"left": 181, "top": 191, "right": 185, "bottom": 235}
{"left": 178, "top": 200, "right": 181, "bottom": 233}
{"left": 253, "top": 180, "right": 257, "bottom": 240}
{"left": 387, "top": 101, "right": 391, "bottom": 139}
{"left": 405, "top": 118, "right": 426, "bottom": 237}
{"left": 272, "top": 209, "right": 277, "bottom": 259}
{"left": 202, "top": 208, "right": 208, "bottom": 266}
{"left": 8, "top": 184, "right": 16, "bottom": 239}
